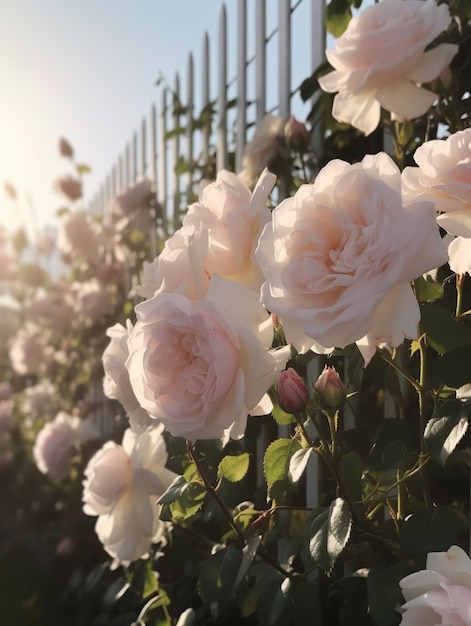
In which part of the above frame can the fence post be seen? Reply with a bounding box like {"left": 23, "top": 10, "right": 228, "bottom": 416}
{"left": 235, "top": 0, "right": 247, "bottom": 173}
{"left": 217, "top": 4, "right": 228, "bottom": 172}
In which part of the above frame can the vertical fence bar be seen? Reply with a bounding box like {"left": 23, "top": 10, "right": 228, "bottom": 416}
{"left": 186, "top": 54, "right": 194, "bottom": 206}
{"left": 255, "top": 0, "right": 267, "bottom": 123}
{"left": 235, "top": 0, "right": 247, "bottom": 173}
{"left": 133, "top": 131, "right": 138, "bottom": 182}
{"left": 217, "top": 4, "right": 228, "bottom": 172}
{"left": 311, "top": 0, "right": 326, "bottom": 171}
{"left": 278, "top": 0, "right": 291, "bottom": 121}
{"left": 149, "top": 103, "right": 160, "bottom": 256}
{"left": 159, "top": 89, "right": 168, "bottom": 233}
{"left": 172, "top": 75, "right": 181, "bottom": 232}
{"left": 202, "top": 33, "right": 211, "bottom": 167}
{"left": 125, "top": 144, "right": 131, "bottom": 187}
{"left": 118, "top": 155, "right": 124, "bottom": 193}
{"left": 141, "top": 117, "right": 147, "bottom": 178}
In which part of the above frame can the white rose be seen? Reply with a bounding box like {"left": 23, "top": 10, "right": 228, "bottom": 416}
{"left": 126, "top": 276, "right": 289, "bottom": 441}
{"left": 448, "top": 236, "right": 471, "bottom": 277}
{"left": 102, "top": 321, "right": 153, "bottom": 433}
{"left": 82, "top": 425, "right": 177, "bottom": 563}
{"left": 58, "top": 210, "right": 103, "bottom": 265}
{"left": 33, "top": 412, "right": 81, "bottom": 480}
{"left": 9, "top": 325, "right": 47, "bottom": 376}
{"left": 318, "top": 0, "right": 457, "bottom": 135}
{"left": 72, "top": 278, "right": 112, "bottom": 322}
{"left": 255, "top": 152, "right": 448, "bottom": 364}
{"left": 403, "top": 129, "right": 471, "bottom": 237}
{"left": 399, "top": 545, "right": 471, "bottom": 625}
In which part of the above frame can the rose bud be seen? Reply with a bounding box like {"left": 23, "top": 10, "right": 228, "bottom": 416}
{"left": 277, "top": 367, "right": 310, "bottom": 414}
{"left": 284, "top": 116, "right": 310, "bottom": 151}
{"left": 59, "top": 137, "right": 74, "bottom": 158}
{"left": 314, "top": 366, "right": 346, "bottom": 409}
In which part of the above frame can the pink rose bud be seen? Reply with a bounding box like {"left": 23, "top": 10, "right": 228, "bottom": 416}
{"left": 54, "top": 176, "right": 82, "bottom": 201}
{"left": 59, "top": 137, "right": 74, "bottom": 158}
{"left": 314, "top": 366, "right": 346, "bottom": 409}
{"left": 277, "top": 367, "right": 310, "bottom": 414}
{"left": 284, "top": 116, "right": 310, "bottom": 151}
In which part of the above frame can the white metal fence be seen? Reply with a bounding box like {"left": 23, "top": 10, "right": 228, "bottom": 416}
{"left": 89, "top": 0, "right": 327, "bottom": 508}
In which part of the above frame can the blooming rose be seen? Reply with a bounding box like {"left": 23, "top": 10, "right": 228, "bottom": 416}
{"left": 72, "top": 279, "right": 112, "bottom": 322}
{"left": 318, "top": 0, "right": 457, "bottom": 135}
{"left": 126, "top": 275, "right": 289, "bottom": 441}
{"left": 239, "top": 115, "right": 286, "bottom": 187}
{"left": 111, "top": 179, "right": 153, "bottom": 217}
{"left": 255, "top": 153, "right": 448, "bottom": 364}
{"left": 102, "top": 321, "right": 153, "bottom": 433}
{"left": 134, "top": 169, "right": 276, "bottom": 300}
{"left": 27, "top": 288, "right": 74, "bottom": 333}
{"left": 399, "top": 545, "right": 471, "bottom": 625}
{"left": 21, "top": 380, "right": 58, "bottom": 420}
{"left": 9, "top": 325, "right": 47, "bottom": 375}
{"left": 82, "top": 425, "right": 177, "bottom": 563}
{"left": 448, "top": 237, "right": 471, "bottom": 277}
{"left": 33, "top": 412, "right": 81, "bottom": 480}
{"left": 402, "top": 129, "right": 471, "bottom": 237}
{"left": 58, "top": 210, "right": 103, "bottom": 265}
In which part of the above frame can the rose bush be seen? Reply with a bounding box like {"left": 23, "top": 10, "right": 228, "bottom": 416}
{"left": 318, "top": 0, "right": 457, "bottom": 135}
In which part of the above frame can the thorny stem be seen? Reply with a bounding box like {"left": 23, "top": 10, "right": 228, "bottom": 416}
{"left": 186, "top": 442, "right": 294, "bottom": 580}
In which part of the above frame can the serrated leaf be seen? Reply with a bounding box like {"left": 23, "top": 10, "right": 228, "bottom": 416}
{"left": 156, "top": 475, "right": 188, "bottom": 504}
{"left": 326, "top": 498, "right": 352, "bottom": 565}
{"left": 424, "top": 403, "right": 469, "bottom": 464}
{"left": 271, "top": 401, "right": 296, "bottom": 425}
{"left": 218, "top": 452, "right": 250, "bottom": 483}
{"left": 288, "top": 447, "right": 313, "bottom": 484}
{"left": 264, "top": 438, "right": 302, "bottom": 499}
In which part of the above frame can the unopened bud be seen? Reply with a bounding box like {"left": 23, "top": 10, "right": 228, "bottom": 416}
{"left": 284, "top": 116, "right": 310, "bottom": 151}
{"left": 59, "top": 137, "right": 74, "bottom": 158}
{"left": 277, "top": 367, "right": 309, "bottom": 414}
{"left": 54, "top": 176, "right": 82, "bottom": 201}
{"left": 314, "top": 366, "right": 346, "bottom": 409}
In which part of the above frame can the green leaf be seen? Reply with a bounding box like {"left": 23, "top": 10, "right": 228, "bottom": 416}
{"left": 420, "top": 303, "right": 471, "bottom": 354}
{"left": 234, "top": 536, "right": 262, "bottom": 588}
{"left": 414, "top": 276, "right": 444, "bottom": 303}
{"left": 257, "top": 577, "right": 322, "bottom": 626}
{"left": 288, "top": 447, "right": 314, "bottom": 484}
{"left": 198, "top": 546, "right": 242, "bottom": 610}
{"left": 326, "top": 0, "right": 353, "bottom": 37}
{"left": 271, "top": 401, "right": 296, "bottom": 426}
{"left": 307, "top": 499, "right": 352, "bottom": 572}
{"left": 426, "top": 347, "right": 471, "bottom": 389}
{"left": 218, "top": 452, "right": 250, "bottom": 483}
{"left": 400, "top": 505, "right": 469, "bottom": 561}
{"left": 156, "top": 475, "right": 188, "bottom": 505}
{"left": 76, "top": 163, "right": 91, "bottom": 175}
{"left": 327, "top": 498, "right": 352, "bottom": 566}
{"left": 340, "top": 451, "right": 363, "bottom": 503}
{"left": 424, "top": 402, "right": 469, "bottom": 465}
{"left": 169, "top": 481, "right": 206, "bottom": 521}
{"left": 366, "top": 419, "right": 417, "bottom": 471}
{"left": 264, "top": 438, "right": 302, "bottom": 500}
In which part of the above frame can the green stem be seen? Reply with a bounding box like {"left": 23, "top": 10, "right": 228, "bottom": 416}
{"left": 417, "top": 335, "right": 432, "bottom": 507}
{"left": 456, "top": 274, "right": 464, "bottom": 317}
{"left": 187, "top": 441, "right": 245, "bottom": 544}
{"left": 377, "top": 348, "right": 422, "bottom": 394}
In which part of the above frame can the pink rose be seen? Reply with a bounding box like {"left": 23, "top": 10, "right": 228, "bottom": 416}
{"left": 9, "top": 325, "right": 47, "bottom": 375}
{"left": 402, "top": 129, "right": 471, "bottom": 237}
{"left": 399, "top": 545, "right": 471, "bottom": 626}
{"left": 126, "top": 276, "right": 289, "bottom": 441}
{"left": 255, "top": 153, "right": 448, "bottom": 364}
{"left": 318, "top": 0, "right": 457, "bottom": 135}
{"left": 102, "top": 321, "right": 153, "bottom": 433}
{"left": 33, "top": 412, "right": 81, "bottom": 480}
{"left": 134, "top": 169, "right": 276, "bottom": 300}
{"left": 58, "top": 210, "right": 103, "bottom": 265}
{"left": 72, "top": 279, "right": 112, "bottom": 322}
{"left": 82, "top": 425, "right": 177, "bottom": 563}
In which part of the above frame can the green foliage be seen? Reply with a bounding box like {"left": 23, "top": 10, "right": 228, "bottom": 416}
{"left": 264, "top": 438, "right": 302, "bottom": 501}
{"left": 218, "top": 452, "right": 250, "bottom": 483}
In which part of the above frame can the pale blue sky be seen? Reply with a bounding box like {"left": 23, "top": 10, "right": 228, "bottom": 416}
{"left": 0, "top": 0, "right": 317, "bottom": 238}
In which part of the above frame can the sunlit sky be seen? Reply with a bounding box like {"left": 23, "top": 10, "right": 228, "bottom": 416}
{"left": 0, "top": 0, "right": 233, "bottom": 239}
{"left": 0, "top": 0, "right": 321, "bottom": 244}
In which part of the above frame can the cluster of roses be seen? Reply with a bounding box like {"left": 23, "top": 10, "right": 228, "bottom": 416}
{"left": 79, "top": 0, "right": 471, "bottom": 623}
